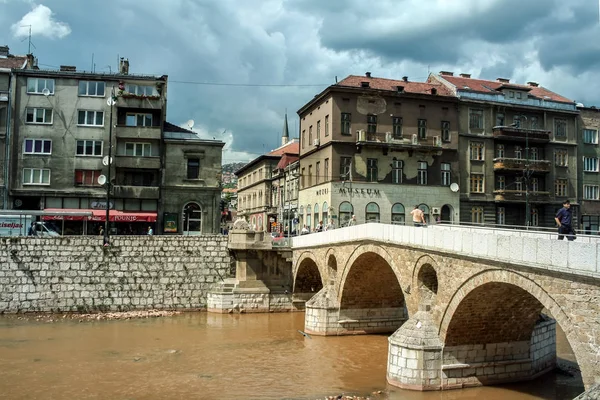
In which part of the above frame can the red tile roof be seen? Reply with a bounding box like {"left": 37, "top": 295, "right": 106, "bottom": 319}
{"left": 275, "top": 153, "right": 299, "bottom": 170}
{"left": 337, "top": 75, "right": 454, "bottom": 97}
{"left": 0, "top": 55, "right": 28, "bottom": 69}
{"left": 268, "top": 140, "right": 299, "bottom": 156}
{"left": 438, "top": 75, "right": 573, "bottom": 104}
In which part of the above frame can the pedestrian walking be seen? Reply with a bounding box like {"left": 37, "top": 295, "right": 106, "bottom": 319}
{"left": 347, "top": 215, "right": 356, "bottom": 227}
{"left": 555, "top": 200, "right": 576, "bottom": 241}
{"left": 147, "top": 226, "right": 153, "bottom": 236}
{"left": 410, "top": 205, "right": 426, "bottom": 227}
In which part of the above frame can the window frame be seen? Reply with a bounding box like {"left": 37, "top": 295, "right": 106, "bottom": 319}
{"left": 584, "top": 185, "right": 600, "bottom": 200}
{"left": 76, "top": 140, "right": 103, "bottom": 157}
{"left": 392, "top": 117, "right": 403, "bottom": 139}
{"left": 441, "top": 120, "right": 451, "bottom": 142}
{"left": 440, "top": 163, "right": 451, "bottom": 186}
{"left": 583, "top": 129, "right": 598, "bottom": 145}
{"left": 554, "top": 118, "right": 567, "bottom": 138}
{"left": 78, "top": 81, "right": 106, "bottom": 97}
{"left": 324, "top": 115, "right": 330, "bottom": 137}
{"left": 470, "top": 142, "right": 484, "bottom": 161}
{"left": 74, "top": 169, "right": 102, "bottom": 186}
{"left": 125, "top": 113, "right": 153, "bottom": 127}
{"left": 187, "top": 158, "right": 200, "bottom": 179}
{"left": 341, "top": 113, "right": 351, "bottom": 136}
{"left": 555, "top": 178, "right": 568, "bottom": 197}
{"left": 554, "top": 149, "right": 568, "bottom": 167}
{"left": 124, "top": 83, "right": 158, "bottom": 97}
{"left": 584, "top": 157, "right": 599, "bottom": 172}
{"left": 470, "top": 173, "right": 484, "bottom": 193}
{"left": 125, "top": 142, "right": 152, "bottom": 157}
{"left": 496, "top": 144, "right": 505, "bottom": 158}
{"left": 417, "top": 161, "right": 427, "bottom": 185}
{"left": 392, "top": 158, "right": 403, "bottom": 184}
{"left": 23, "top": 138, "right": 52, "bottom": 155}
{"left": 25, "top": 107, "right": 53, "bottom": 124}
{"left": 471, "top": 207, "right": 484, "bottom": 224}
{"left": 23, "top": 168, "right": 51, "bottom": 185}
{"left": 26, "top": 78, "right": 55, "bottom": 95}
{"left": 340, "top": 156, "right": 352, "bottom": 180}
{"left": 367, "top": 114, "right": 377, "bottom": 134}
{"left": 469, "top": 109, "right": 484, "bottom": 130}
{"left": 77, "top": 110, "right": 104, "bottom": 127}
{"left": 366, "top": 158, "right": 378, "bottom": 182}
{"left": 417, "top": 119, "right": 427, "bottom": 139}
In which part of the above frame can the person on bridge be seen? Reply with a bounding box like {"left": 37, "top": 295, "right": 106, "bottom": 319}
{"left": 347, "top": 215, "right": 357, "bottom": 227}
{"left": 411, "top": 205, "right": 426, "bottom": 227}
{"left": 555, "top": 200, "right": 576, "bottom": 241}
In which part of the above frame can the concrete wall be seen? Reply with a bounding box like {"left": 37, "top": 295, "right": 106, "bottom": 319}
{"left": 0, "top": 235, "right": 232, "bottom": 313}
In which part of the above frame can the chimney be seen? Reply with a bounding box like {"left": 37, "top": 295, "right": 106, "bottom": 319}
{"left": 361, "top": 81, "right": 370, "bottom": 88}
{"left": 496, "top": 78, "right": 510, "bottom": 83}
{"left": 365, "top": 71, "right": 371, "bottom": 78}
{"left": 60, "top": 65, "right": 76, "bottom": 72}
{"left": 402, "top": 76, "right": 408, "bottom": 82}
{"left": 528, "top": 81, "right": 539, "bottom": 87}
{"left": 119, "top": 57, "right": 130, "bottom": 75}
{"left": 439, "top": 71, "right": 454, "bottom": 76}
{"left": 26, "top": 54, "right": 37, "bottom": 69}
{"left": 459, "top": 73, "right": 471, "bottom": 78}
{"left": 0, "top": 45, "right": 8, "bottom": 58}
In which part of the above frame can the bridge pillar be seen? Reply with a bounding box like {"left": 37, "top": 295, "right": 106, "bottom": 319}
{"left": 304, "top": 286, "right": 340, "bottom": 336}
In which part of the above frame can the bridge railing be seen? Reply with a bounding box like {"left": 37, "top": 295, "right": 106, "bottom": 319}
{"left": 291, "top": 223, "right": 600, "bottom": 278}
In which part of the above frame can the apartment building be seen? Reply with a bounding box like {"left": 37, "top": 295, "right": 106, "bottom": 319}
{"left": 430, "top": 72, "right": 579, "bottom": 227}
{"left": 7, "top": 58, "right": 223, "bottom": 234}
{"left": 578, "top": 106, "right": 600, "bottom": 234}
{"left": 297, "top": 73, "right": 461, "bottom": 229}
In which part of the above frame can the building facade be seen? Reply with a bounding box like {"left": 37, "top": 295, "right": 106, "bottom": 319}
{"left": 430, "top": 72, "right": 579, "bottom": 227}
{"left": 297, "top": 73, "right": 461, "bottom": 230}
{"left": 578, "top": 106, "right": 600, "bottom": 234}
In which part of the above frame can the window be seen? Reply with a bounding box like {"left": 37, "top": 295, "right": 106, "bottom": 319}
{"left": 471, "top": 207, "right": 483, "bottom": 224}
{"left": 470, "top": 174, "right": 484, "bottom": 193}
{"left": 301, "top": 167, "right": 305, "bottom": 187}
{"left": 584, "top": 185, "right": 600, "bottom": 200}
{"left": 316, "top": 120, "right": 321, "bottom": 139}
{"left": 125, "top": 142, "right": 152, "bottom": 157}
{"left": 531, "top": 207, "right": 539, "bottom": 226}
{"left": 531, "top": 178, "right": 539, "bottom": 192}
{"left": 497, "top": 176, "right": 505, "bottom": 190}
{"left": 322, "top": 202, "right": 328, "bottom": 223}
{"left": 313, "top": 204, "right": 319, "bottom": 226}
{"left": 75, "top": 170, "right": 102, "bottom": 186}
{"left": 341, "top": 113, "right": 351, "bottom": 135}
{"left": 23, "top": 168, "right": 50, "bottom": 185}
{"left": 516, "top": 92, "right": 522, "bottom": 99}
{"left": 515, "top": 178, "right": 523, "bottom": 192}
{"left": 367, "top": 114, "right": 377, "bottom": 133}
{"left": 324, "top": 158, "right": 329, "bottom": 181}
{"left": 530, "top": 147, "right": 539, "bottom": 161}
{"left": 555, "top": 149, "right": 568, "bottom": 166}
{"left": 496, "top": 144, "right": 505, "bottom": 158}
{"left": 316, "top": 161, "right": 320, "bottom": 184}
{"left": 417, "top": 161, "right": 427, "bottom": 185}
{"left": 183, "top": 202, "right": 202, "bottom": 234}
{"left": 78, "top": 81, "right": 105, "bottom": 97}
{"left": 391, "top": 203, "right": 405, "bottom": 224}
{"left": 418, "top": 119, "right": 427, "bottom": 139}
{"left": 23, "top": 139, "right": 51, "bottom": 155}
{"left": 126, "top": 113, "right": 153, "bottom": 127}
{"left": 514, "top": 146, "right": 522, "bottom": 159}
{"left": 366, "top": 158, "right": 378, "bottom": 182}
{"left": 555, "top": 118, "right": 567, "bottom": 137}
{"left": 187, "top": 158, "right": 200, "bottom": 179}
{"left": 555, "top": 179, "right": 568, "bottom": 197}
{"left": 365, "top": 202, "right": 380, "bottom": 222}
{"left": 441, "top": 121, "right": 450, "bottom": 141}
{"left": 513, "top": 115, "right": 522, "bottom": 128}
{"left": 25, "top": 108, "right": 53, "bottom": 124}
{"left": 309, "top": 125, "right": 313, "bottom": 143}
{"left": 509, "top": 91, "right": 515, "bottom": 98}
{"left": 301, "top": 130, "right": 306, "bottom": 148}
{"left": 440, "top": 163, "right": 451, "bottom": 186}
{"left": 584, "top": 129, "right": 598, "bottom": 144}
{"left": 121, "top": 170, "right": 157, "bottom": 186}
{"left": 76, "top": 140, "right": 103, "bottom": 156}
{"left": 470, "top": 142, "right": 484, "bottom": 160}
{"left": 469, "top": 109, "right": 483, "bottom": 129}
{"left": 306, "top": 205, "right": 312, "bottom": 230}
{"left": 77, "top": 110, "right": 104, "bottom": 126}
{"left": 496, "top": 113, "right": 505, "bottom": 127}
{"left": 27, "top": 78, "right": 54, "bottom": 95}
{"left": 340, "top": 157, "right": 351, "bottom": 180}
{"left": 392, "top": 158, "right": 403, "bottom": 184}
{"left": 584, "top": 157, "right": 599, "bottom": 172}
{"left": 392, "top": 117, "right": 403, "bottom": 138}
{"left": 325, "top": 115, "right": 329, "bottom": 136}
{"left": 530, "top": 116, "right": 539, "bottom": 129}
{"left": 124, "top": 84, "right": 158, "bottom": 97}
{"left": 497, "top": 207, "right": 505, "bottom": 225}
{"left": 308, "top": 165, "right": 313, "bottom": 186}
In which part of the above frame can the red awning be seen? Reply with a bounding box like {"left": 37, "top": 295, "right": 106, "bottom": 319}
{"left": 43, "top": 209, "right": 157, "bottom": 222}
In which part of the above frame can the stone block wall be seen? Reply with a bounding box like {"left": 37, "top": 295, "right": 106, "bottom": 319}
{"left": 206, "top": 292, "right": 294, "bottom": 313}
{"left": 0, "top": 235, "right": 232, "bottom": 313}
{"left": 337, "top": 307, "right": 407, "bottom": 334}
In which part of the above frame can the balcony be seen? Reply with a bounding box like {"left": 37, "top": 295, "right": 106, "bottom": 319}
{"left": 115, "top": 156, "right": 161, "bottom": 170}
{"left": 112, "top": 185, "right": 159, "bottom": 199}
{"left": 355, "top": 130, "right": 446, "bottom": 151}
{"left": 116, "top": 125, "right": 162, "bottom": 140}
{"left": 116, "top": 94, "right": 163, "bottom": 110}
{"left": 494, "top": 190, "right": 551, "bottom": 203}
{"left": 492, "top": 126, "right": 551, "bottom": 143}
{"left": 493, "top": 158, "right": 551, "bottom": 173}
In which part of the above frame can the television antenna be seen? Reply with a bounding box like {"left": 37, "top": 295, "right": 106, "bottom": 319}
{"left": 20, "top": 25, "right": 36, "bottom": 54}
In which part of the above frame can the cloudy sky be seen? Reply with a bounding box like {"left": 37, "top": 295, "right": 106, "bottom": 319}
{"left": 2, "top": 0, "right": 599, "bottom": 163}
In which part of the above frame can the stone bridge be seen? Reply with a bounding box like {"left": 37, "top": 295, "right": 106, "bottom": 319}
{"left": 291, "top": 223, "right": 600, "bottom": 392}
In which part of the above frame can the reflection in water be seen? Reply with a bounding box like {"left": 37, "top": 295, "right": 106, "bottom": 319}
{"left": 0, "top": 313, "right": 584, "bottom": 400}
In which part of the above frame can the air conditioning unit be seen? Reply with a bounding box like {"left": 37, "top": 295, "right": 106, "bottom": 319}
{"left": 432, "top": 207, "right": 441, "bottom": 215}
{"left": 313, "top": 139, "right": 320, "bottom": 146}
{"left": 434, "top": 136, "right": 442, "bottom": 147}
{"left": 411, "top": 134, "right": 418, "bottom": 145}
{"left": 358, "top": 130, "right": 366, "bottom": 142}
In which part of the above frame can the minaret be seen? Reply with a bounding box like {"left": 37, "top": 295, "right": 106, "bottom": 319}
{"left": 281, "top": 112, "right": 290, "bottom": 146}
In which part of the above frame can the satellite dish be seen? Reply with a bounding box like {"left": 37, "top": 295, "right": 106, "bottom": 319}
{"left": 97, "top": 175, "right": 107, "bottom": 185}
{"left": 41, "top": 88, "right": 51, "bottom": 96}
{"left": 107, "top": 97, "right": 116, "bottom": 106}
{"left": 102, "top": 156, "right": 113, "bottom": 166}
{"left": 450, "top": 183, "right": 460, "bottom": 193}
{"left": 186, "top": 119, "right": 195, "bottom": 129}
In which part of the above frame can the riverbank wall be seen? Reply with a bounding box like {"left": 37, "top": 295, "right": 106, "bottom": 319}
{"left": 0, "top": 235, "right": 233, "bottom": 313}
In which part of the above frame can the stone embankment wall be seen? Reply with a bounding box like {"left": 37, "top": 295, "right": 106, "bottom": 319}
{"left": 0, "top": 235, "right": 232, "bottom": 313}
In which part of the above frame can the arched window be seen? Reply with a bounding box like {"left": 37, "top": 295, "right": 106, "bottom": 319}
{"left": 306, "top": 205, "right": 312, "bottom": 230}
{"left": 322, "top": 202, "right": 329, "bottom": 224}
{"left": 314, "top": 203, "right": 319, "bottom": 226}
{"left": 365, "top": 202, "right": 380, "bottom": 222}
{"left": 339, "top": 201, "right": 353, "bottom": 227}
{"left": 391, "top": 203, "right": 405, "bottom": 225}
{"left": 183, "top": 202, "right": 202, "bottom": 235}
{"left": 418, "top": 204, "right": 430, "bottom": 224}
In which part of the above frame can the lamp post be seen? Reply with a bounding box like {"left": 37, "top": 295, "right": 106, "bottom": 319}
{"left": 104, "top": 88, "right": 116, "bottom": 244}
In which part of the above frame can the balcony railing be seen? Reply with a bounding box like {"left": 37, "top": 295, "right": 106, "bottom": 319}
{"left": 356, "top": 130, "right": 445, "bottom": 148}
{"left": 116, "top": 126, "right": 161, "bottom": 140}
{"left": 113, "top": 185, "right": 160, "bottom": 199}
{"left": 116, "top": 94, "right": 163, "bottom": 110}
{"left": 493, "top": 190, "right": 551, "bottom": 203}
{"left": 493, "top": 158, "right": 551, "bottom": 173}
{"left": 115, "top": 156, "right": 161, "bottom": 170}
{"left": 492, "top": 126, "right": 551, "bottom": 142}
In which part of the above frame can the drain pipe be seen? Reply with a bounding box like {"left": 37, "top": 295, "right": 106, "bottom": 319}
{"left": 2, "top": 68, "right": 13, "bottom": 209}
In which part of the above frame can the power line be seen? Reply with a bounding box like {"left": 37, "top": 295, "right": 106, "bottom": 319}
{"left": 168, "top": 80, "right": 331, "bottom": 88}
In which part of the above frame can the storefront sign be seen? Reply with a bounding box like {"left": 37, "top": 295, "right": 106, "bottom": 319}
{"left": 91, "top": 201, "right": 113, "bottom": 210}
{"left": 163, "top": 212, "right": 178, "bottom": 233}
{"left": 338, "top": 188, "right": 381, "bottom": 197}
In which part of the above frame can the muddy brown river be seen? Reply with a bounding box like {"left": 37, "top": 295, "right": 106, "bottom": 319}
{"left": 0, "top": 312, "right": 584, "bottom": 400}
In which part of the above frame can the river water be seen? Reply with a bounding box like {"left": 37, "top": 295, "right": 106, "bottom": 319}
{"left": 0, "top": 312, "right": 584, "bottom": 400}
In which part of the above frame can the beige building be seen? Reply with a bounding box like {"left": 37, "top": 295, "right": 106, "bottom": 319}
{"left": 297, "top": 73, "right": 461, "bottom": 229}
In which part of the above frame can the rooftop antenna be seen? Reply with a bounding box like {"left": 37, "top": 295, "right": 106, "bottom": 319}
{"left": 20, "top": 25, "right": 35, "bottom": 54}
{"left": 91, "top": 53, "right": 94, "bottom": 72}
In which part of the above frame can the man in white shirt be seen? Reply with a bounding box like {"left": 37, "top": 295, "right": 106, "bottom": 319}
{"left": 410, "top": 205, "right": 426, "bottom": 227}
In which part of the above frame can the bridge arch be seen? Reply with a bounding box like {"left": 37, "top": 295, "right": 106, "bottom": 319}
{"left": 293, "top": 251, "right": 325, "bottom": 296}
{"left": 324, "top": 248, "right": 338, "bottom": 281}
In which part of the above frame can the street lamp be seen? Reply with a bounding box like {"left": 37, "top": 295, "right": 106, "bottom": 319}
{"left": 104, "top": 88, "right": 116, "bottom": 244}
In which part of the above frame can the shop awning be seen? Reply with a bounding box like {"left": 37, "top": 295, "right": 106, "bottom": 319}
{"left": 43, "top": 209, "right": 157, "bottom": 222}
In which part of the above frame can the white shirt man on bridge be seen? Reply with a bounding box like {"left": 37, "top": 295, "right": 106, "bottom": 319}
{"left": 410, "top": 205, "right": 426, "bottom": 227}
